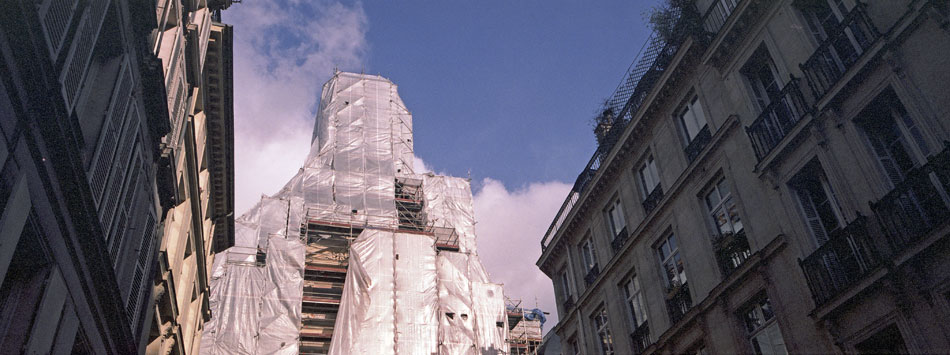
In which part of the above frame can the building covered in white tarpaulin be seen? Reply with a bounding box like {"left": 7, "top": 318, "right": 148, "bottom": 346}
{"left": 200, "top": 71, "right": 509, "bottom": 354}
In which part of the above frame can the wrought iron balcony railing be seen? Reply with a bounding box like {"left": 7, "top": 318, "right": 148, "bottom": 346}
{"left": 684, "top": 125, "right": 712, "bottom": 163}
{"left": 800, "top": 146, "right": 950, "bottom": 307}
{"left": 871, "top": 146, "right": 950, "bottom": 254}
{"left": 584, "top": 264, "right": 601, "bottom": 287}
{"left": 799, "top": 216, "right": 882, "bottom": 306}
{"left": 801, "top": 4, "right": 880, "bottom": 101}
{"left": 701, "top": 0, "right": 739, "bottom": 35}
{"left": 746, "top": 78, "right": 811, "bottom": 160}
{"left": 630, "top": 320, "right": 651, "bottom": 355}
{"left": 665, "top": 282, "right": 692, "bottom": 325}
{"left": 642, "top": 186, "right": 665, "bottom": 215}
{"left": 714, "top": 230, "right": 752, "bottom": 277}
{"left": 611, "top": 226, "right": 630, "bottom": 253}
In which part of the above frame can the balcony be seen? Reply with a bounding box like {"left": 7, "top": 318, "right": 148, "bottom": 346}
{"left": 611, "top": 226, "right": 630, "bottom": 253}
{"left": 700, "top": 0, "right": 738, "bottom": 35}
{"left": 714, "top": 230, "right": 752, "bottom": 277}
{"left": 642, "top": 186, "right": 665, "bottom": 215}
{"left": 800, "top": 146, "right": 950, "bottom": 308}
{"left": 799, "top": 216, "right": 883, "bottom": 306}
{"left": 584, "top": 264, "right": 601, "bottom": 287}
{"left": 665, "top": 282, "right": 692, "bottom": 324}
{"left": 684, "top": 125, "right": 712, "bottom": 163}
{"left": 630, "top": 320, "right": 651, "bottom": 355}
{"left": 746, "top": 78, "right": 811, "bottom": 160}
{"left": 801, "top": 4, "right": 880, "bottom": 101}
{"left": 871, "top": 147, "right": 950, "bottom": 254}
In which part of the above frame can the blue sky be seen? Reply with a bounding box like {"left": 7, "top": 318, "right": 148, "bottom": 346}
{"left": 362, "top": 1, "right": 653, "bottom": 186}
{"left": 227, "top": 0, "right": 658, "bottom": 328}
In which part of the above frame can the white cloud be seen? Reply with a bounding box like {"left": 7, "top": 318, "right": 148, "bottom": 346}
{"left": 413, "top": 155, "right": 432, "bottom": 174}
{"left": 473, "top": 177, "right": 572, "bottom": 327}
{"left": 228, "top": 1, "right": 368, "bottom": 214}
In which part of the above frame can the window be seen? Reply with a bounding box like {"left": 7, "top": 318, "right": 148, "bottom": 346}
{"left": 854, "top": 324, "right": 908, "bottom": 354}
{"left": 569, "top": 337, "right": 580, "bottom": 355}
{"left": 742, "top": 296, "right": 787, "bottom": 355}
{"left": 591, "top": 307, "right": 614, "bottom": 355}
{"left": 705, "top": 178, "right": 743, "bottom": 236}
{"left": 790, "top": 161, "right": 844, "bottom": 246}
{"left": 741, "top": 46, "right": 782, "bottom": 111}
{"left": 798, "top": 0, "right": 848, "bottom": 42}
{"left": 677, "top": 94, "right": 708, "bottom": 144}
{"left": 580, "top": 237, "right": 598, "bottom": 272}
{"left": 857, "top": 89, "right": 930, "bottom": 186}
{"left": 798, "top": 0, "right": 863, "bottom": 67}
{"left": 638, "top": 155, "right": 660, "bottom": 197}
{"left": 559, "top": 267, "right": 574, "bottom": 300}
{"left": 657, "top": 233, "right": 687, "bottom": 287}
{"left": 605, "top": 199, "right": 625, "bottom": 238}
{"left": 622, "top": 275, "right": 648, "bottom": 329}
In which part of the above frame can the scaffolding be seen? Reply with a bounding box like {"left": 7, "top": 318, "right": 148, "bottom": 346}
{"left": 505, "top": 298, "right": 545, "bottom": 355}
{"left": 201, "top": 72, "right": 508, "bottom": 354}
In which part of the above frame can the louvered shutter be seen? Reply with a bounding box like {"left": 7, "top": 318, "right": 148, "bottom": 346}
{"left": 795, "top": 188, "right": 830, "bottom": 246}
{"left": 37, "top": 0, "right": 79, "bottom": 58}
{"left": 58, "top": 0, "right": 109, "bottom": 112}
{"left": 868, "top": 134, "right": 904, "bottom": 186}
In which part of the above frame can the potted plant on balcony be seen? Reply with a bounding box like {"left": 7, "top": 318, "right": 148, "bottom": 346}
{"left": 644, "top": 0, "right": 693, "bottom": 43}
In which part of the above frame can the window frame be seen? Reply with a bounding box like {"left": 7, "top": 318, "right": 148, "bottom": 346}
{"left": 676, "top": 94, "right": 709, "bottom": 145}
{"left": 622, "top": 274, "right": 648, "bottom": 329}
{"left": 559, "top": 266, "right": 574, "bottom": 300}
{"left": 605, "top": 198, "right": 626, "bottom": 238}
{"left": 579, "top": 235, "right": 598, "bottom": 272}
{"left": 704, "top": 178, "right": 744, "bottom": 237}
{"left": 740, "top": 295, "right": 788, "bottom": 355}
{"left": 638, "top": 154, "right": 660, "bottom": 197}
{"left": 856, "top": 89, "right": 931, "bottom": 188}
{"left": 740, "top": 45, "right": 783, "bottom": 112}
{"left": 656, "top": 233, "right": 687, "bottom": 288}
{"left": 790, "top": 161, "right": 845, "bottom": 247}
{"left": 591, "top": 306, "right": 615, "bottom": 355}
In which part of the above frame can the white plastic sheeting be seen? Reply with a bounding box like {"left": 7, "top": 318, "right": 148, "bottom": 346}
{"left": 201, "top": 72, "right": 507, "bottom": 354}
{"left": 202, "top": 197, "right": 305, "bottom": 354}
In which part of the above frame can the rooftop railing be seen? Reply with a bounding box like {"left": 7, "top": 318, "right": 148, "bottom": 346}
{"left": 541, "top": 3, "right": 701, "bottom": 251}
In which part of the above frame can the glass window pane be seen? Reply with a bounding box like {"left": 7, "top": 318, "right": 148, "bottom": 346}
{"left": 706, "top": 189, "right": 721, "bottom": 210}
{"left": 718, "top": 179, "right": 730, "bottom": 198}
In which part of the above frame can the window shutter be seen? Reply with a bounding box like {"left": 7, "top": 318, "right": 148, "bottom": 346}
{"left": 867, "top": 135, "right": 904, "bottom": 186}
{"left": 58, "top": 0, "right": 109, "bottom": 112}
{"left": 38, "top": 0, "right": 79, "bottom": 58}
{"left": 895, "top": 107, "right": 930, "bottom": 157}
{"left": 765, "top": 323, "right": 788, "bottom": 355}
{"left": 795, "top": 188, "right": 830, "bottom": 246}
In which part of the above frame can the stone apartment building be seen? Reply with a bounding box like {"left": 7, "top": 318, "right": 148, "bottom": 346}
{"left": 0, "top": 0, "right": 233, "bottom": 353}
{"left": 145, "top": 0, "right": 235, "bottom": 354}
{"left": 537, "top": 0, "right": 950, "bottom": 354}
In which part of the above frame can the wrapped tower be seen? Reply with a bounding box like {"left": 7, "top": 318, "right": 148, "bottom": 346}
{"left": 201, "top": 72, "right": 509, "bottom": 354}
